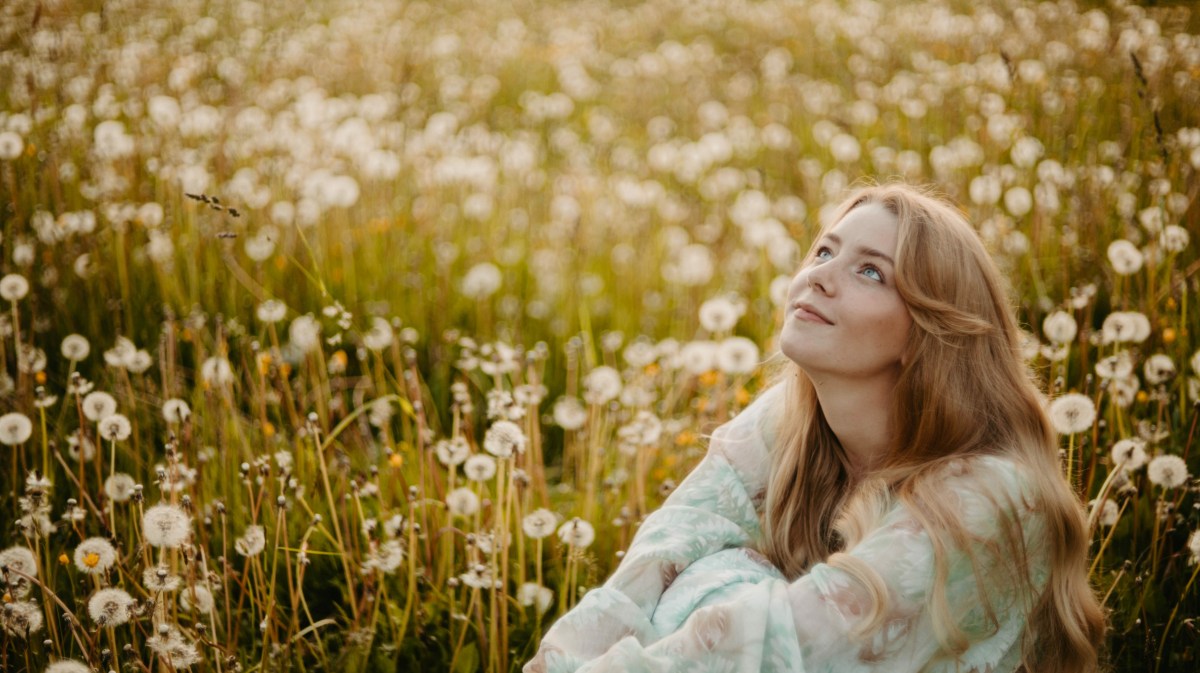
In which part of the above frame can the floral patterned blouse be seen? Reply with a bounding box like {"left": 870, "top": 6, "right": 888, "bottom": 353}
{"left": 526, "top": 384, "right": 1050, "bottom": 673}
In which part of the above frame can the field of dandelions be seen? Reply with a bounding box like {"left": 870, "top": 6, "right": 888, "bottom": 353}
{"left": 0, "top": 0, "right": 1199, "bottom": 671}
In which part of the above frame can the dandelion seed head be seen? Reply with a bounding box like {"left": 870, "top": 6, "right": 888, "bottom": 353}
{"left": 698, "top": 296, "right": 741, "bottom": 333}
{"left": 0, "top": 131, "right": 24, "bottom": 160}
{"left": 463, "top": 453, "right": 497, "bottom": 482}
{"left": 179, "top": 585, "right": 215, "bottom": 613}
{"left": 1047, "top": 393, "right": 1096, "bottom": 435}
{"left": 45, "top": 659, "right": 91, "bottom": 673}
{"left": 363, "top": 316, "right": 394, "bottom": 351}
{"left": 522, "top": 508, "right": 557, "bottom": 539}
{"left": 716, "top": 336, "right": 760, "bottom": 375}
{"left": 1106, "top": 239, "right": 1143, "bottom": 275}
{"left": 1143, "top": 354, "right": 1176, "bottom": 385}
{"left": 97, "top": 413, "right": 132, "bottom": 441}
{"left": 582, "top": 366, "right": 622, "bottom": 405}
{"left": 446, "top": 487, "right": 480, "bottom": 517}
{"left": 557, "top": 517, "right": 595, "bottom": 548}
{"left": 0, "top": 274, "right": 29, "bottom": 301}
{"left": 0, "top": 546, "right": 37, "bottom": 596}
{"left": 142, "top": 503, "right": 191, "bottom": 548}
{"left": 289, "top": 314, "right": 321, "bottom": 353}
{"left": 1111, "top": 438, "right": 1148, "bottom": 471}
{"left": 0, "top": 413, "right": 33, "bottom": 446}
{"left": 680, "top": 340, "right": 719, "bottom": 376}
{"left": 1147, "top": 454, "right": 1189, "bottom": 489}
{"left": 552, "top": 396, "right": 587, "bottom": 431}
{"left": 200, "top": 356, "right": 234, "bottom": 387}
{"left": 1089, "top": 498, "right": 1120, "bottom": 527}
{"left": 60, "top": 331, "right": 91, "bottom": 359}
{"left": 435, "top": 437, "right": 470, "bottom": 467}
{"left": 235, "top": 525, "right": 266, "bottom": 557}
{"left": 256, "top": 299, "right": 288, "bottom": 323}
{"left": 104, "top": 473, "right": 136, "bottom": 502}
{"left": 1, "top": 600, "right": 43, "bottom": 637}
{"left": 73, "top": 537, "right": 117, "bottom": 575}
{"left": 87, "top": 587, "right": 133, "bottom": 626}
{"left": 518, "top": 582, "right": 554, "bottom": 615}
{"left": 162, "top": 398, "right": 191, "bottom": 424}
{"left": 143, "top": 563, "right": 182, "bottom": 593}
{"left": 483, "top": 420, "right": 526, "bottom": 458}
{"left": 81, "top": 391, "right": 117, "bottom": 422}
{"left": 461, "top": 262, "right": 502, "bottom": 300}
{"left": 1188, "top": 530, "right": 1200, "bottom": 565}
{"left": 146, "top": 626, "right": 201, "bottom": 667}
{"left": 1042, "top": 311, "right": 1077, "bottom": 344}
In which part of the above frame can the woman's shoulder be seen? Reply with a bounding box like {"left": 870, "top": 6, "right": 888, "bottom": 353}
{"left": 922, "top": 452, "right": 1043, "bottom": 527}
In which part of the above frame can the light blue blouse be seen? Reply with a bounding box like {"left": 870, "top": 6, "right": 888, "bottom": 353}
{"left": 527, "top": 385, "right": 1050, "bottom": 673}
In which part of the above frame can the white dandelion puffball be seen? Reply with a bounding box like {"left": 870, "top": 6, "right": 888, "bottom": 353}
{"left": 1090, "top": 499, "right": 1120, "bottom": 528}
{"left": 582, "top": 366, "right": 623, "bottom": 405}
{"left": 463, "top": 453, "right": 497, "bottom": 482}
{"left": 162, "top": 398, "right": 191, "bottom": 424}
{"left": 88, "top": 587, "right": 134, "bottom": 627}
{"left": 434, "top": 437, "right": 470, "bottom": 467}
{"left": 1101, "top": 311, "right": 1151, "bottom": 344}
{"left": 142, "top": 503, "right": 191, "bottom": 548}
{"left": 1106, "top": 239, "right": 1143, "bottom": 275}
{"left": 235, "top": 525, "right": 266, "bottom": 557}
{"left": 1161, "top": 225, "right": 1189, "bottom": 253}
{"left": 363, "top": 316, "right": 394, "bottom": 351}
{"left": 522, "top": 509, "right": 558, "bottom": 539}
{"left": 288, "top": 315, "right": 322, "bottom": 353}
{"left": 1188, "top": 530, "right": 1200, "bottom": 564}
{"left": 0, "top": 546, "right": 38, "bottom": 594}
{"left": 256, "top": 299, "right": 288, "bottom": 323}
{"left": 45, "top": 659, "right": 91, "bottom": 673}
{"left": 0, "top": 131, "right": 24, "bottom": 160}
{"left": 445, "top": 487, "right": 480, "bottom": 518}
{"left": 680, "top": 340, "right": 719, "bottom": 376}
{"left": 557, "top": 517, "right": 595, "bottom": 548}
{"left": 461, "top": 262, "right": 502, "bottom": 299}
{"left": 483, "top": 420, "right": 526, "bottom": 458}
{"left": 1111, "top": 439, "right": 1148, "bottom": 471}
{"left": 97, "top": 414, "right": 132, "bottom": 442}
{"left": 1147, "top": 455, "right": 1189, "bottom": 489}
{"left": 104, "top": 473, "right": 137, "bottom": 502}
{"left": 179, "top": 585, "right": 215, "bottom": 613}
{"left": 82, "top": 391, "right": 118, "bottom": 422}
{"left": 518, "top": 582, "right": 554, "bottom": 615}
{"left": 1048, "top": 393, "right": 1096, "bottom": 435}
{"left": 716, "top": 337, "right": 760, "bottom": 375}
{"left": 146, "top": 626, "right": 201, "bottom": 667}
{"left": 143, "top": 564, "right": 182, "bottom": 593}
{"left": 552, "top": 397, "right": 588, "bottom": 431}
{"left": 1042, "top": 311, "right": 1077, "bottom": 344}
{"left": 200, "top": 356, "right": 234, "bottom": 387}
{"left": 0, "top": 413, "right": 33, "bottom": 446}
{"left": 1, "top": 600, "right": 43, "bottom": 637}
{"left": 61, "top": 334, "right": 91, "bottom": 361}
{"left": 1192, "top": 349, "right": 1200, "bottom": 376}
{"left": 698, "top": 296, "right": 741, "bottom": 333}
{"left": 1143, "top": 354, "right": 1176, "bottom": 385}
{"left": 0, "top": 274, "right": 29, "bottom": 301}
{"left": 74, "top": 537, "right": 118, "bottom": 575}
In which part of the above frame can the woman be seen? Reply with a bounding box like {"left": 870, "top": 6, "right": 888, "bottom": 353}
{"left": 527, "top": 184, "right": 1106, "bottom": 672}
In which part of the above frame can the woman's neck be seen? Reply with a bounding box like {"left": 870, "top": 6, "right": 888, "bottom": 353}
{"left": 807, "top": 372, "right": 899, "bottom": 480}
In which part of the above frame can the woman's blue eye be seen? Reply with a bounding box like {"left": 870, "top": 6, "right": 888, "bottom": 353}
{"left": 862, "top": 266, "right": 883, "bottom": 282}
{"left": 815, "top": 246, "right": 833, "bottom": 260}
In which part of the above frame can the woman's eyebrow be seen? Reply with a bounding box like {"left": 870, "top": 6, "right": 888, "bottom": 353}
{"left": 823, "top": 233, "right": 895, "bottom": 266}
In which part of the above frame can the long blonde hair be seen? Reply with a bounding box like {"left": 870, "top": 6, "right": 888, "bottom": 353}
{"left": 759, "top": 183, "right": 1105, "bottom": 671}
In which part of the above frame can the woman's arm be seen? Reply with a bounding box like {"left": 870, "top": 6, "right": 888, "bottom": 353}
{"left": 527, "top": 455, "right": 1049, "bottom": 673}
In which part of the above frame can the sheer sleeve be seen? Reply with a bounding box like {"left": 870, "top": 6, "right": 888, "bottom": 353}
{"left": 526, "top": 451, "right": 1049, "bottom": 673}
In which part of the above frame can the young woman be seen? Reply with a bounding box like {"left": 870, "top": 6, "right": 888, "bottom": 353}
{"left": 526, "top": 184, "right": 1106, "bottom": 672}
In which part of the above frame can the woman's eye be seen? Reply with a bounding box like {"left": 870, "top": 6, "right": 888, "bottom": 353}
{"left": 862, "top": 266, "right": 883, "bottom": 282}
{"left": 815, "top": 246, "right": 833, "bottom": 260}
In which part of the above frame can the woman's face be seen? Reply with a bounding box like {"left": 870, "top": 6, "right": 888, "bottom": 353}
{"left": 780, "top": 202, "right": 913, "bottom": 381}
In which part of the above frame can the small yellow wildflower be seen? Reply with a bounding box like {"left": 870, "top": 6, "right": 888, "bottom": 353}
{"left": 675, "top": 431, "right": 696, "bottom": 446}
{"left": 643, "top": 363, "right": 660, "bottom": 376}
{"left": 699, "top": 371, "right": 720, "bottom": 387}
{"left": 1136, "top": 391, "right": 1149, "bottom": 404}
{"left": 279, "top": 363, "right": 292, "bottom": 378}
{"left": 262, "top": 422, "right": 275, "bottom": 438}
{"left": 735, "top": 387, "right": 750, "bottom": 405}
{"left": 58, "top": 553, "right": 69, "bottom": 565}
{"left": 389, "top": 453, "right": 404, "bottom": 468}
{"left": 83, "top": 552, "right": 100, "bottom": 569}
{"left": 1162, "top": 328, "right": 1176, "bottom": 344}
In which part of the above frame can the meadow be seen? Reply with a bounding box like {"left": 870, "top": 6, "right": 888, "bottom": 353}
{"left": 1, "top": 0, "right": 1199, "bottom": 670}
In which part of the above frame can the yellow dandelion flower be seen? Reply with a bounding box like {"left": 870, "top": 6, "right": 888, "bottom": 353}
{"left": 262, "top": 422, "right": 275, "bottom": 438}
{"left": 651, "top": 468, "right": 667, "bottom": 481}
{"left": 279, "top": 363, "right": 292, "bottom": 378}
{"left": 58, "top": 553, "right": 69, "bottom": 565}
{"left": 1163, "top": 328, "right": 1176, "bottom": 344}
{"left": 643, "top": 363, "right": 660, "bottom": 376}
{"left": 34, "top": 372, "right": 46, "bottom": 384}
{"left": 181, "top": 328, "right": 193, "bottom": 342}
{"left": 1136, "top": 391, "right": 1149, "bottom": 404}
{"left": 257, "top": 353, "right": 272, "bottom": 376}
{"left": 699, "top": 371, "right": 720, "bottom": 387}
{"left": 389, "top": 453, "right": 404, "bottom": 468}
{"left": 675, "top": 431, "right": 696, "bottom": 446}
{"left": 735, "top": 387, "right": 750, "bottom": 405}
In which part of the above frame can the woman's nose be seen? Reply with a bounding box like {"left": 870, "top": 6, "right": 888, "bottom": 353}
{"left": 807, "top": 264, "right": 833, "bottom": 295}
